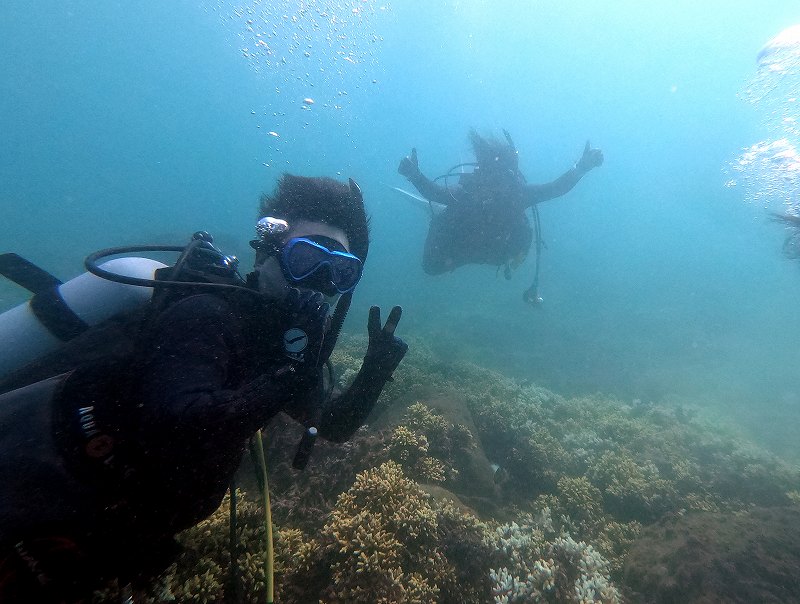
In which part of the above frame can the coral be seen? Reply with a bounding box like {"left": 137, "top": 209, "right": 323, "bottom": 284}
{"left": 556, "top": 476, "right": 605, "bottom": 534}
{"left": 170, "top": 490, "right": 266, "bottom": 603}
{"left": 489, "top": 521, "right": 621, "bottom": 604}
{"left": 89, "top": 337, "right": 800, "bottom": 602}
{"left": 261, "top": 417, "right": 389, "bottom": 532}
{"left": 386, "top": 403, "right": 467, "bottom": 485}
{"left": 588, "top": 450, "right": 677, "bottom": 522}
{"left": 405, "top": 401, "right": 451, "bottom": 435}
{"left": 304, "top": 461, "right": 449, "bottom": 603}
{"left": 549, "top": 536, "right": 621, "bottom": 604}
{"left": 593, "top": 520, "right": 641, "bottom": 575}
{"left": 416, "top": 455, "right": 447, "bottom": 483}
{"left": 434, "top": 500, "right": 495, "bottom": 604}
{"left": 277, "top": 461, "right": 493, "bottom": 604}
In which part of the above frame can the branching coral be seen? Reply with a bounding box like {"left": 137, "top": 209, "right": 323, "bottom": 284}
{"left": 588, "top": 450, "right": 677, "bottom": 522}
{"left": 319, "top": 461, "right": 447, "bottom": 603}
{"left": 386, "top": 403, "right": 470, "bottom": 484}
{"left": 489, "top": 519, "right": 621, "bottom": 604}
{"left": 277, "top": 461, "right": 494, "bottom": 604}
{"left": 556, "top": 476, "right": 605, "bottom": 534}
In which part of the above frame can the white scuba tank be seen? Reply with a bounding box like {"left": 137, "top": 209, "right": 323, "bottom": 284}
{"left": 0, "top": 257, "right": 166, "bottom": 380}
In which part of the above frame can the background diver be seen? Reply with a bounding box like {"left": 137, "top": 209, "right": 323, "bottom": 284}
{"left": 397, "top": 129, "right": 603, "bottom": 303}
{"left": 0, "top": 174, "right": 408, "bottom": 602}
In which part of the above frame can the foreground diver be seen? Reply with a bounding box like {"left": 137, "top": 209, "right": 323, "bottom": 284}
{"left": 398, "top": 129, "right": 603, "bottom": 302}
{"left": 0, "top": 174, "right": 408, "bottom": 602}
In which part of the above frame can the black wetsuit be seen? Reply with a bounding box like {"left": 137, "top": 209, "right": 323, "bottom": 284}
{"left": 0, "top": 291, "right": 388, "bottom": 600}
{"left": 405, "top": 165, "right": 590, "bottom": 274}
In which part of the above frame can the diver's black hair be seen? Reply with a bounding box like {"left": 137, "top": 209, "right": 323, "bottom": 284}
{"left": 469, "top": 129, "right": 519, "bottom": 172}
{"left": 258, "top": 174, "right": 370, "bottom": 262}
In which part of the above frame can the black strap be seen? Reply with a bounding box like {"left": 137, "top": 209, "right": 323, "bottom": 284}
{"left": 29, "top": 288, "right": 90, "bottom": 342}
{"left": 0, "top": 252, "right": 88, "bottom": 341}
{"left": 0, "top": 253, "right": 62, "bottom": 294}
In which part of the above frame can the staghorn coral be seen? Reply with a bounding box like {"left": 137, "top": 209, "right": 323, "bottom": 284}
{"left": 405, "top": 401, "right": 452, "bottom": 441}
{"left": 588, "top": 450, "right": 677, "bottom": 522}
{"left": 489, "top": 519, "right": 621, "bottom": 604}
{"left": 434, "top": 499, "right": 495, "bottom": 604}
{"left": 170, "top": 489, "right": 266, "bottom": 603}
{"left": 594, "top": 520, "right": 641, "bottom": 574}
{"left": 416, "top": 456, "right": 448, "bottom": 483}
{"left": 319, "top": 461, "right": 448, "bottom": 603}
{"left": 386, "top": 403, "right": 469, "bottom": 484}
{"left": 556, "top": 475, "right": 605, "bottom": 534}
{"left": 278, "top": 461, "right": 493, "bottom": 604}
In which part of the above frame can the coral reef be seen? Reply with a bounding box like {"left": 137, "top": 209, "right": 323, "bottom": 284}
{"left": 102, "top": 335, "right": 800, "bottom": 603}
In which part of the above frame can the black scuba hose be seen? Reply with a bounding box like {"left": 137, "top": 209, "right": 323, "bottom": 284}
{"left": 320, "top": 291, "right": 352, "bottom": 361}
{"left": 167, "top": 238, "right": 205, "bottom": 281}
{"left": 84, "top": 244, "right": 259, "bottom": 296}
{"left": 433, "top": 162, "right": 478, "bottom": 207}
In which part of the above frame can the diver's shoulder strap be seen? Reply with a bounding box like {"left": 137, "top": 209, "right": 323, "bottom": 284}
{"left": 0, "top": 253, "right": 61, "bottom": 294}
{"left": 0, "top": 253, "right": 90, "bottom": 341}
{"left": 29, "top": 288, "right": 90, "bottom": 341}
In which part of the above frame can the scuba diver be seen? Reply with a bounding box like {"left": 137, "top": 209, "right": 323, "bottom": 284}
{"left": 397, "top": 129, "right": 603, "bottom": 304}
{"left": 0, "top": 174, "right": 408, "bottom": 602}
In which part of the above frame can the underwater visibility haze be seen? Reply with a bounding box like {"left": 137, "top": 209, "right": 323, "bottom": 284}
{"left": 2, "top": 1, "right": 800, "bottom": 602}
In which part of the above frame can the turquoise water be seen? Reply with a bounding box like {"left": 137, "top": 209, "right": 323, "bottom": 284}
{"left": 2, "top": 1, "right": 800, "bottom": 459}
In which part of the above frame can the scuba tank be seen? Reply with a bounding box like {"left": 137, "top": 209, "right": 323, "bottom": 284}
{"left": 0, "top": 232, "right": 246, "bottom": 382}
{"left": 0, "top": 255, "right": 167, "bottom": 380}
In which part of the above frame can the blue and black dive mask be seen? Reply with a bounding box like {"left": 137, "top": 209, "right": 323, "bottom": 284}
{"left": 281, "top": 236, "right": 362, "bottom": 296}
{"left": 250, "top": 217, "right": 363, "bottom": 296}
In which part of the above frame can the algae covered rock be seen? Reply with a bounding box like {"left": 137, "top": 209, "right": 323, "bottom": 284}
{"left": 624, "top": 505, "right": 800, "bottom": 603}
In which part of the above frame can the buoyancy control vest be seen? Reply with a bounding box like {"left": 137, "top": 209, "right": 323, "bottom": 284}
{"left": 0, "top": 230, "right": 350, "bottom": 470}
{"left": 0, "top": 232, "right": 252, "bottom": 500}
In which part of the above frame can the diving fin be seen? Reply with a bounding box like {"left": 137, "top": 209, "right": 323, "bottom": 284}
{"left": 388, "top": 186, "right": 446, "bottom": 216}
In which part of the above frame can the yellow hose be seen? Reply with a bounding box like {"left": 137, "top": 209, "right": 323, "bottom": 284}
{"left": 251, "top": 430, "right": 274, "bottom": 604}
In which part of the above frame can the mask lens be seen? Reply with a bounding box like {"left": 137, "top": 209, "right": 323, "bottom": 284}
{"left": 284, "top": 239, "right": 329, "bottom": 278}
{"left": 330, "top": 255, "right": 362, "bottom": 291}
{"left": 282, "top": 237, "right": 362, "bottom": 293}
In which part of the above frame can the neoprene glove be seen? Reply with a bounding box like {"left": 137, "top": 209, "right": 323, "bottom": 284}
{"left": 398, "top": 148, "right": 420, "bottom": 179}
{"left": 279, "top": 288, "right": 329, "bottom": 369}
{"left": 576, "top": 141, "right": 604, "bottom": 173}
{"left": 362, "top": 305, "right": 408, "bottom": 380}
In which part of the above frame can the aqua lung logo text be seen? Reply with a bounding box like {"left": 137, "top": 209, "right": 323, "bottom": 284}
{"left": 77, "top": 405, "right": 114, "bottom": 461}
{"left": 78, "top": 406, "right": 99, "bottom": 439}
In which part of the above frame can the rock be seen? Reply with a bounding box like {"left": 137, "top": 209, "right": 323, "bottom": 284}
{"left": 623, "top": 505, "right": 800, "bottom": 603}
